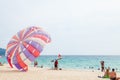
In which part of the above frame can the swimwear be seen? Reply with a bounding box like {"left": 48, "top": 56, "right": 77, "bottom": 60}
{"left": 55, "top": 64, "right": 58, "bottom": 68}
{"left": 103, "top": 75, "right": 109, "bottom": 78}
{"left": 110, "top": 77, "right": 116, "bottom": 80}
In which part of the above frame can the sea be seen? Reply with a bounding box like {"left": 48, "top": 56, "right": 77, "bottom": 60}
{"left": 0, "top": 55, "right": 120, "bottom": 71}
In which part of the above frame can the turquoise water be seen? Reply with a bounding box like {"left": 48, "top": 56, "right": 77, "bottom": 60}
{"left": 0, "top": 55, "right": 120, "bottom": 71}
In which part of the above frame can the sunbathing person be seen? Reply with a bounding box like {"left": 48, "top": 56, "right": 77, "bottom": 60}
{"left": 103, "top": 69, "right": 110, "bottom": 78}
{"left": 109, "top": 68, "right": 120, "bottom": 80}
{"left": 98, "top": 68, "right": 110, "bottom": 78}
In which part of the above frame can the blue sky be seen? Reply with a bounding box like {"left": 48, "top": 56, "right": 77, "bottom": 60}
{"left": 0, "top": 0, "right": 120, "bottom": 55}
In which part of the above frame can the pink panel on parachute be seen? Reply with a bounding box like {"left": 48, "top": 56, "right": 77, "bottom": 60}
{"left": 23, "top": 42, "right": 40, "bottom": 57}
{"left": 33, "top": 34, "right": 49, "bottom": 43}
{"left": 7, "top": 57, "right": 13, "bottom": 68}
{"left": 19, "top": 29, "right": 25, "bottom": 40}
{"left": 16, "top": 52, "right": 28, "bottom": 71}
{"left": 12, "top": 35, "right": 19, "bottom": 41}
{"left": 7, "top": 47, "right": 17, "bottom": 68}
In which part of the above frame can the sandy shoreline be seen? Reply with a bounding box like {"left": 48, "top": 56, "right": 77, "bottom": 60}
{"left": 0, "top": 64, "right": 120, "bottom": 80}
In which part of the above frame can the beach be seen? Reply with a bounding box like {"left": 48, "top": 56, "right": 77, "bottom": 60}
{"left": 0, "top": 56, "right": 120, "bottom": 80}
{"left": 1, "top": 64, "right": 120, "bottom": 80}
{"left": 0, "top": 0, "right": 119, "bottom": 79}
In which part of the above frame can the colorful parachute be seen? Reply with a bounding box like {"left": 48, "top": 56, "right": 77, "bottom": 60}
{"left": 6, "top": 26, "right": 51, "bottom": 71}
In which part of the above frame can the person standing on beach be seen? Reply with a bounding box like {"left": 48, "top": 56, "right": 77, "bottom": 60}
{"left": 54, "top": 59, "right": 58, "bottom": 70}
{"left": 34, "top": 61, "right": 38, "bottom": 67}
{"left": 100, "top": 61, "right": 104, "bottom": 72}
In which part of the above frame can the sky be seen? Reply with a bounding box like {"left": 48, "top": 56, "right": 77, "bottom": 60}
{"left": 0, "top": 0, "right": 120, "bottom": 55}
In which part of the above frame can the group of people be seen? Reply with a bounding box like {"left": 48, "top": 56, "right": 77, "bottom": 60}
{"left": 100, "top": 61, "right": 120, "bottom": 80}
{"left": 33, "top": 54, "right": 61, "bottom": 70}
{"left": 102, "top": 68, "right": 120, "bottom": 80}
{"left": 33, "top": 59, "right": 59, "bottom": 70}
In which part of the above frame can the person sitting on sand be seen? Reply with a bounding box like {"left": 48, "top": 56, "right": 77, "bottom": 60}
{"left": 0, "top": 62, "right": 3, "bottom": 66}
{"left": 103, "top": 69, "right": 110, "bottom": 78}
{"left": 109, "top": 68, "right": 120, "bottom": 80}
{"left": 98, "top": 68, "right": 110, "bottom": 78}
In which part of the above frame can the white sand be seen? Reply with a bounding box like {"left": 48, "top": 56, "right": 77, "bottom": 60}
{"left": 0, "top": 64, "right": 120, "bottom": 80}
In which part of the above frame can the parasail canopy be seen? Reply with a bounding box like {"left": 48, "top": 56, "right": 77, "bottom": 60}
{"left": 6, "top": 26, "right": 51, "bottom": 71}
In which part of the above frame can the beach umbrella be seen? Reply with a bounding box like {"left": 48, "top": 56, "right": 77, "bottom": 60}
{"left": 6, "top": 26, "right": 51, "bottom": 71}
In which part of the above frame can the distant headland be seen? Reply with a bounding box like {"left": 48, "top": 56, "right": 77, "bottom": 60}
{"left": 0, "top": 48, "right": 5, "bottom": 55}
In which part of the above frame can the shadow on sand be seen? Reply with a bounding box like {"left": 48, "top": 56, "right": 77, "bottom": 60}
{"left": 0, "top": 70, "right": 25, "bottom": 73}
